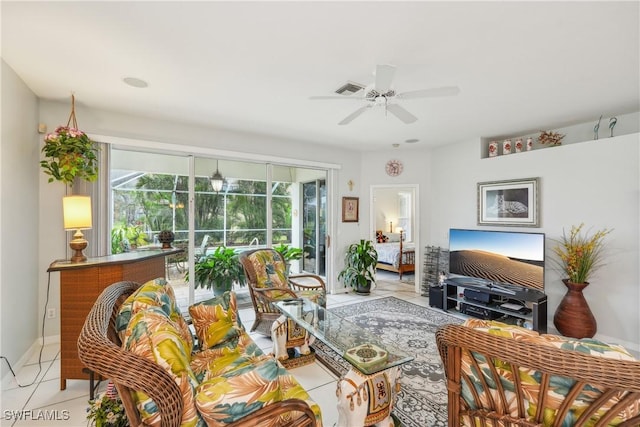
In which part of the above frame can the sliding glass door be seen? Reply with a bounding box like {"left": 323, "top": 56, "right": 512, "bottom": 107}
{"left": 302, "top": 178, "right": 326, "bottom": 276}
{"left": 111, "top": 148, "right": 328, "bottom": 308}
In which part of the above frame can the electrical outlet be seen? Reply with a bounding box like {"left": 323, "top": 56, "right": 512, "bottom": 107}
{"left": 47, "top": 308, "right": 56, "bottom": 319}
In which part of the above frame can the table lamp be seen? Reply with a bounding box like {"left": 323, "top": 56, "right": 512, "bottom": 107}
{"left": 63, "top": 195, "right": 92, "bottom": 262}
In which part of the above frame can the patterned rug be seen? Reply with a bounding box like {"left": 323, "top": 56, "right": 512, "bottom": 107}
{"left": 311, "top": 297, "right": 463, "bottom": 427}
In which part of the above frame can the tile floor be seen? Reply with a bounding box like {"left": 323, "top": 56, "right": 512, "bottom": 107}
{"left": 1, "top": 273, "right": 427, "bottom": 427}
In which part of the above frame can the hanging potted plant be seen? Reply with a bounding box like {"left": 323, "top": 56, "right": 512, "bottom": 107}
{"left": 338, "top": 239, "right": 378, "bottom": 295}
{"left": 186, "top": 246, "right": 247, "bottom": 296}
{"left": 40, "top": 95, "right": 99, "bottom": 186}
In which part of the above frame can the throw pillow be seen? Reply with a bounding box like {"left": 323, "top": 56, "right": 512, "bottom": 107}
{"left": 116, "top": 278, "right": 193, "bottom": 353}
{"left": 188, "top": 291, "right": 244, "bottom": 350}
{"left": 122, "top": 307, "right": 203, "bottom": 427}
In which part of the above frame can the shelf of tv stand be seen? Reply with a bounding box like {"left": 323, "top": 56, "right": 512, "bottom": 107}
{"left": 443, "top": 279, "right": 548, "bottom": 333}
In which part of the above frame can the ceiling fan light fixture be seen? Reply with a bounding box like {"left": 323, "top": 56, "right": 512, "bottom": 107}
{"left": 313, "top": 64, "right": 460, "bottom": 125}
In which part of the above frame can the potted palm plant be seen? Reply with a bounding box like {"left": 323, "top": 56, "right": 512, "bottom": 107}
{"left": 186, "top": 246, "right": 247, "bottom": 296}
{"left": 338, "top": 239, "right": 378, "bottom": 295}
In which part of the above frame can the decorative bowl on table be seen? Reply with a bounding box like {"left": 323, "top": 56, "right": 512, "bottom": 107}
{"left": 344, "top": 343, "right": 388, "bottom": 370}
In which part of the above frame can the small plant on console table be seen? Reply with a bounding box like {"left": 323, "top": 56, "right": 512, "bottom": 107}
{"left": 338, "top": 239, "right": 378, "bottom": 295}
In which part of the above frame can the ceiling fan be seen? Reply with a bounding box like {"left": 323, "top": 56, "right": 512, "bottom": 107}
{"left": 310, "top": 64, "right": 460, "bottom": 125}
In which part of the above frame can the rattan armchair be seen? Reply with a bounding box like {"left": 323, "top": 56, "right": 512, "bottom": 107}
{"left": 77, "top": 280, "right": 318, "bottom": 427}
{"left": 436, "top": 323, "right": 640, "bottom": 427}
{"left": 239, "top": 248, "right": 326, "bottom": 336}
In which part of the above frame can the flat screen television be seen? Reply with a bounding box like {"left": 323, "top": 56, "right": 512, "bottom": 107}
{"left": 449, "top": 228, "right": 545, "bottom": 291}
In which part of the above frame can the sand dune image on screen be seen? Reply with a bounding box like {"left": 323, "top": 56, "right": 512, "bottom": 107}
{"left": 449, "top": 250, "right": 543, "bottom": 290}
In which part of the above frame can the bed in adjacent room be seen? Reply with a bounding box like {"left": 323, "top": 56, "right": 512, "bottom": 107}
{"left": 374, "top": 231, "right": 415, "bottom": 280}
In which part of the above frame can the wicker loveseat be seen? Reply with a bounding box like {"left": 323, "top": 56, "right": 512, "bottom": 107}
{"left": 78, "top": 279, "right": 322, "bottom": 427}
{"left": 436, "top": 319, "right": 640, "bottom": 427}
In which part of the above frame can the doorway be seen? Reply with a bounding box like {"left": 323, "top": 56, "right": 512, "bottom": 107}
{"left": 370, "top": 184, "right": 420, "bottom": 293}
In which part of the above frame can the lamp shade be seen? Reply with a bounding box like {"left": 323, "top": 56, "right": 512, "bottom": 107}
{"left": 63, "top": 196, "right": 92, "bottom": 230}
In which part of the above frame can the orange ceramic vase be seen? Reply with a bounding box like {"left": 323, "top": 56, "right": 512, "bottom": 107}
{"left": 553, "top": 279, "right": 597, "bottom": 338}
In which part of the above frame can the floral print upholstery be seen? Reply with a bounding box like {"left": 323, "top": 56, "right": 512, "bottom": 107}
{"left": 195, "top": 356, "right": 322, "bottom": 427}
{"left": 246, "top": 250, "right": 289, "bottom": 289}
{"left": 461, "top": 319, "right": 639, "bottom": 427}
{"left": 119, "top": 282, "right": 322, "bottom": 427}
{"left": 189, "top": 292, "right": 244, "bottom": 350}
{"left": 116, "top": 278, "right": 192, "bottom": 350}
{"left": 122, "top": 307, "right": 203, "bottom": 427}
{"left": 244, "top": 249, "right": 325, "bottom": 306}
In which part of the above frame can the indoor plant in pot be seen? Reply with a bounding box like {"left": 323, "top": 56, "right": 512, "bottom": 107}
{"left": 552, "top": 223, "right": 611, "bottom": 339}
{"left": 110, "top": 224, "right": 149, "bottom": 253}
{"left": 40, "top": 95, "right": 99, "bottom": 187}
{"left": 338, "top": 239, "right": 378, "bottom": 295}
{"left": 273, "top": 243, "right": 304, "bottom": 275}
{"left": 187, "top": 246, "right": 247, "bottom": 296}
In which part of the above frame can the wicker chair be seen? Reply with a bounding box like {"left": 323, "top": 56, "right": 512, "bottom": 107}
{"left": 239, "top": 248, "right": 326, "bottom": 336}
{"left": 436, "top": 323, "right": 640, "bottom": 427}
{"left": 77, "top": 280, "right": 318, "bottom": 427}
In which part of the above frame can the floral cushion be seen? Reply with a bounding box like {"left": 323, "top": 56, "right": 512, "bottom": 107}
{"left": 122, "top": 307, "right": 204, "bottom": 427}
{"left": 116, "top": 278, "right": 193, "bottom": 353}
{"left": 188, "top": 292, "right": 244, "bottom": 350}
{"left": 195, "top": 356, "right": 323, "bottom": 427}
{"left": 462, "top": 319, "right": 639, "bottom": 426}
{"left": 245, "top": 250, "right": 289, "bottom": 289}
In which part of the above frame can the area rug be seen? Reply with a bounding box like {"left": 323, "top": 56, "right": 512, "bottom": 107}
{"left": 311, "top": 296, "right": 463, "bottom": 427}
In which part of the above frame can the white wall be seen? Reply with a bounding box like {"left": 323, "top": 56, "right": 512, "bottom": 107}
{"left": 374, "top": 188, "right": 401, "bottom": 233}
{"left": 6, "top": 88, "right": 638, "bottom": 361}
{"left": 1, "top": 61, "right": 40, "bottom": 377}
{"left": 37, "top": 100, "right": 362, "bottom": 336}
{"left": 430, "top": 134, "right": 640, "bottom": 351}
{"left": 359, "top": 151, "right": 431, "bottom": 290}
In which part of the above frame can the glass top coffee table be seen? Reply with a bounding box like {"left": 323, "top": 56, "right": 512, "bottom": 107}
{"left": 275, "top": 297, "right": 413, "bottom": 374}
{"left": 275, "top": 297, "right": 414, "bottom": 427}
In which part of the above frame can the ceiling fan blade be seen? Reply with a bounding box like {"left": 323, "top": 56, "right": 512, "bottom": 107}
{"left": 386, "top": 104, "right": 418, "bottom": 124}
{"left": 309, "top": 95, "right": 368, "bottom": 100}
{"left": 375, "top": 64, "right": 396, "bottom": 93}
{"left": 396, "top": 86, "right": 460, "bottom": 99}
{"left": 338, "top": 105, "right": 371, "bottom": 125}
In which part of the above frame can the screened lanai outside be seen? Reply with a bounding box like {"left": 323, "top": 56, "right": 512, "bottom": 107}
{"left": 110, "top": 148, "right": 327, "bottom": 312}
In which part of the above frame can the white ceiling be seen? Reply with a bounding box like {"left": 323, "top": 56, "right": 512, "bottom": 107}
{"left": 2, "top": 1, "right": 639, "bottom": 151}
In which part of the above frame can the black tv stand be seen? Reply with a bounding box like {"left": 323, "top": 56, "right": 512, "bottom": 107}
{"left": 442, "top": 278, "right": 547, "bottom": 333}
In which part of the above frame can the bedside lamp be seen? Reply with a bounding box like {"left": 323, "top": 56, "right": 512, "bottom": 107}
{"left": 63, "top": 195, "right": 92, "bottom": 262}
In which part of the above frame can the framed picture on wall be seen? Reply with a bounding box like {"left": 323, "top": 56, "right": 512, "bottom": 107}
{"left": 477, "top": 177, "right": 539, "bottom": 227}
{"left": 342, "top": 197, "right": 359, "bottom": 222}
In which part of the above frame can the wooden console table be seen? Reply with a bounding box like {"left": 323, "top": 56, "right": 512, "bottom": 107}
{"left": 48, "top": 248, "right": 183, "bottom": 390}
